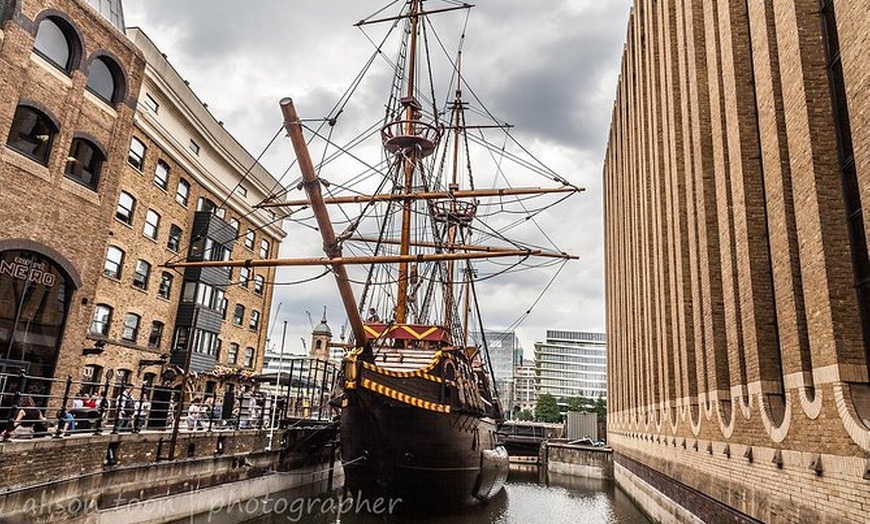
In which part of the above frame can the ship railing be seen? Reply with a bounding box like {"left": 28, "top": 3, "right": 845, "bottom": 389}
{"left": 0, "top": 369, "right": 275, "bottom": 441}
{"left": 381, "top": 119, "right": 441, "bottom": 157}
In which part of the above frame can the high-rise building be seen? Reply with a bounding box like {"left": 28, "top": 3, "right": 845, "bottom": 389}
{"left": 470, "top": 330, "right": 522, "bottom": 414}
{"left": 604, "top": 1, "right": 870, "bottom": 522}
{"left": 533, "top": 330, "right": 606, "bottom": 404}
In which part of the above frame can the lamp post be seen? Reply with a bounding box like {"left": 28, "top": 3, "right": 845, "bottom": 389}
{"left": 267, "top": 321, "right": 288, "bottom": 450}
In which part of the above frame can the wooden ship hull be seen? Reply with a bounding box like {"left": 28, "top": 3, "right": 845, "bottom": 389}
{"left": 339, "top": 345, "right": 509, "bottom": 510}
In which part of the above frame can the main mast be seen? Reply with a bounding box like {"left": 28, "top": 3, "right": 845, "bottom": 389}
{"left": 395, "top": 0, "right": 422, "bottom": 325}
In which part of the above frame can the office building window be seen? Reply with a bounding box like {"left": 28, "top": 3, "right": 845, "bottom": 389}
{"left": 148, "top": 321, "right": 164, "bottom": 348}
{"left": 128, "top": 137, "right": 146, "bottom": 170}
{"left": 176, "top": 178, "right": 190, "bottom": 206}
{"left": 158, "top": 272, "right": 173, "bottom": 299}
{"left": 132, "top": 259, "right": 151, "bottom": 290}
{"left": 121, "top": 313, "right": 141, "bottom": 342}
{"left": 103, "top": 246, "right": 124, "bottom": 279}
{"left": 144, "top": 209, "right": 160, "bottom": 239}
{"left": 90, "top": 304, "right": 113, "bottom": 335}
{"left": 64, "top": 138, "right": 104, "bottom": 190}
{"left": 154, "top": 160, "right": 170, "bottom": 190}
{"left": 115, "top": 191, "right": 136, "bottom": 225}
{"left": 6, "top": 106, "right": 56, "bottom": 165}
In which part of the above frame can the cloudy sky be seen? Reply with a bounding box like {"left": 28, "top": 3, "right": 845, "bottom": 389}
{"left": 124, "top": 0, "right": 632, "bottom": 358}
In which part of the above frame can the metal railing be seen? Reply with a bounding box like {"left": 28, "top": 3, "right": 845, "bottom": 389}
{"left": 0, "top": 358, "right": 340, "bottom": 442}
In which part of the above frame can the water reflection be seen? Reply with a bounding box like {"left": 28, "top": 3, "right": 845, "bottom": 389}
{"left": 242, "top": 469, "right": 650, "bottom": 524}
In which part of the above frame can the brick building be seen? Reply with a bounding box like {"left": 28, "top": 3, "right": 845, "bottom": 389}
{"left": 0, "top": 0, "right": 144, "bottom": 384}
{"left": 604, "top": 1, "right": 870, "bottom": 522}
{"left": 1, "top": 1, "right": 285, "bottom": 403}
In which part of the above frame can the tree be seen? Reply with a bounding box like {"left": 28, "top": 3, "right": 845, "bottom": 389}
{"left": 594, "top": 396, "right": 607, "bottom": 422}
{"left": 535, "top": 393, "right": 561, "bottom": 423}
{"left": 566, "top": 396, "right": 591, "bottom": 412}
{"left": 517, "top": 409, "right": 534, "bottom": 421}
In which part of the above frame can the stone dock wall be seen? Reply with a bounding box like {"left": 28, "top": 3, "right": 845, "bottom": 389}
{"left": 541, "top": 442, "right": 614, "bottom": 481}
{"left": 0, "top": 428, "right": 339, "bottom": 523}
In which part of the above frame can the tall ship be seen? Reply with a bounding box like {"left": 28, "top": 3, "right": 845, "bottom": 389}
{"left": 170, "top": 0, "right": 582, "bottom": 510}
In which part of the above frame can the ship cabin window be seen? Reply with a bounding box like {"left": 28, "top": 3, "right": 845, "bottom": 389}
{"left": 33, "top": 16, "right": 79, "bottom": 73}
{"left": 64, "top": 138, "right": 104, "bottom": 190}
{"left": 86, "top": 56, "right": 124, "bottom": 105}
{"left": 6, "top": 105, "right": 57, "bottom": 165}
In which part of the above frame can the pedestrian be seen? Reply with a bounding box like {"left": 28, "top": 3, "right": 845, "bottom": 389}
{"left": 186, "top": 398, "right": 203, "bottom": 430}
{"left": 2, "top": 396, "right": 49, "bottom": 439}
{"left": 117, "top": 384, "right": 135, "bottom": 431}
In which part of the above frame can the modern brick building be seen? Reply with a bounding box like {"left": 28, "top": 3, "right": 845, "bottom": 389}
{"left": 604, "top": 1, "right": 870, "bottom": 522}
{"left": 1, "top": 1, "right": 285, "bottom": 404}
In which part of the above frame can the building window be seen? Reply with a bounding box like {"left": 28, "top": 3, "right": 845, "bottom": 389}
{"left": 239, "top": 267, "right": 251, "bottom": 288}
{"left": 176, "top": 178, "right": 190, "bottom": 206}
{"left": 81, "top": 364, "right": 103, "bottom": 394}
{"left": 249, "top": 310, "right": 260, "bottom": 331}
{"left": 6, "top": 105, "right": 56, "bottom": 165}
{"left": 121, "top": 313, "right": 141, "bottom": 342}
{"left": 90, "top": 304, "right": 113, "bottom": 335}
{"left": 64, "top": 138, "right": 104, "bottom": 190}
{"left": 189, "top": 139, "right": 200, "bottom": 155}
{"left": 167, "top": 224, "right": 182, "bottom": 252}
{"left": 197, "top": 197, "right": 217, "bottom": 214}
{"left": 238, "top": 186, "right": 248, "bottom": 197}
{"left": 158, "top": 272, "right": 173, "bottom": 299}
{"left": 243, "top": 347, "right": 254, "bottom": 368}
{"left": 233, "top": 304, "right": 245, "bottom": 326}
{"left": 219, "top": 296, "right": 228, "bottom": 319}
{"left": 154, "top": 160, "right": 170, "bottom": 190}
{"left": 253, "top": 275, "right": 265, "bottom": 295}
{"left": 115, "top": 191, "right": 136, "bottom": 225}
{"left": 86, "top": 56, "right": 122, "bottom": 104}
{"left": 132, "top": 259, "right": 151, "bottom": 290}
{"left": 33, "top": 17, "right": 76, "bottom": 72}
{"left": 103, "top": 246, "right": 124, "bottom": 279}
{"left": 228, "top": 343, "right": 239, "bottom": 365}
{"left": 143, "top": 93, "right": 159, "bottom": 113}
{"left": 244, "top": 230, "right": 255, "bottom": 250}
{"left": 229, "top": 218, "right": 240, "bottom": 234}
{"left": 144, "top": 209, "right": 160, "bottom": 239}
{"left": 128, "top": 137, "right": 146, "bottom": 170}
{"left": 148, "top": 321, "right": 164, "bottom": 348}
{"left": 259, "top": 239, "right": 270, "bottom": 258}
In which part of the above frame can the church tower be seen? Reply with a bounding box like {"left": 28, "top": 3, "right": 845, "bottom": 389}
{"left": 309, "top": 308, "right": 332, "bottom": 360}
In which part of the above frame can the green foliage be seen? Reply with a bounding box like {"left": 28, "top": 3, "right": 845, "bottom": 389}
{"left": 594, "top": 396, "right": 607, "bottom": 422}
{"left": 535, "top": 393, "right": 562, "bottom": 423}
{"left": 566, "top": 396, "right": 591, "bottom": 412}
{"left": 517, "top": 409, "right": 534, "bottom": 421}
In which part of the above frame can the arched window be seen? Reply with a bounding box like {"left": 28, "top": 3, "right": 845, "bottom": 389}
{"left": 115, "top": 191, "right": 136, "bottom": 225}
{"left": 0, "top": 249, "right": 76, "bottom": 378}
{"left": 33, "top": 16, "right": 78, "bottom": 73}
{"left": 6, "top": 105, "right": 57, "bottom": 164}
{"left": 103, "top": 245, "right": 124, "bottom": 279}
{"left": 90, "top": 304, "right": 113, "bottom": 336}
{"left": 64, "top": 138, "right": 104, "bottom": 190}
{"left": 86, "top": 56, "right": 123, "bottom": 104}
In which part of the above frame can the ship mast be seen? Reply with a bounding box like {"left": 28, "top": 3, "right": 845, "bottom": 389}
{"left": 395, "top": 0, "right": 423, "bottom": 325}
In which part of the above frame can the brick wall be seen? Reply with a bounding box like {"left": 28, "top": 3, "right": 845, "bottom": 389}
{"left": 604, "top": 0, "right": 870, "bottom": 522}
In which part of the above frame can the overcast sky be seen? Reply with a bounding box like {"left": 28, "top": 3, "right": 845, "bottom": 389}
{"left": 124, "top": 1, "right": 632, "bottom": 358}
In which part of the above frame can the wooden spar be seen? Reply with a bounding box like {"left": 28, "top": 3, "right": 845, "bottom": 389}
{"left": 279, "top": 98, "right": 367, "bottom": 345}
{"left": 354, "top": 4, "right": 474, "bottom": 27}
{"left": 257, "top": 186, "right": 584, "bottom": 208}
{"left": 161, "top": 249, "right": 543, "bottom": 270}
{"left": 347, "top": 236, "right": 578, "bottom": 260}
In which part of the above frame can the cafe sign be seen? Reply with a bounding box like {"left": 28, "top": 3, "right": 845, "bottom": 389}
{"left": 0, "top": 256, "right": 57, "bottom": 287}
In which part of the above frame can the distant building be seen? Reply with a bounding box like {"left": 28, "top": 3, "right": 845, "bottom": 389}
{"left": 513, "top": 363, "right": 536, "bottom": 415}
{"left": 533, "top": 331, "right": 607, "bottom": 405}
{"left": 470, "top": 330, "right": 522, "bottom": 415}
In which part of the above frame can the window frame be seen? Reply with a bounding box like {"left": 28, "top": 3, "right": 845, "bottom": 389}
{"left": 132, "top": 259, "right": 151, "bottom": 290}
{"left": 121, "top": 313, "right": 141, "bottom": 343}
{"left": 33, "top": 16, "right": 78, "bottom": 74}
{"left": 154, "top": 160, "right": 170, "bottom": 190}
{"left": 233, "top": 304, "right": 245, "bottom": 326}
{"left": 148, "top": 321, "right": 164, "bottom": 348}
{"left": 175, "top": 178, "right": 191, "bottom": 206}
{"left": 90, "top": 304, "right": 113, "bottom": 336}
{"left": 143, "top": 209, "right": 161, "bottom": 240}
{"left": 115, "top": 191, "right": 136, "bottom": 225}
{"left": 103, "top": 245, "right": 125, "bottom": 280}
{"left": 128, "top": 137, "right": 146, "bottom": 171}
{"left": 5, "top": 105, "right": 57, "bottom": 165}
{"left": 64, "top": 138, "right": 104, "bottom": 190}
{"left": 158, "top": 272, "right": 173, "bottom": 299}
